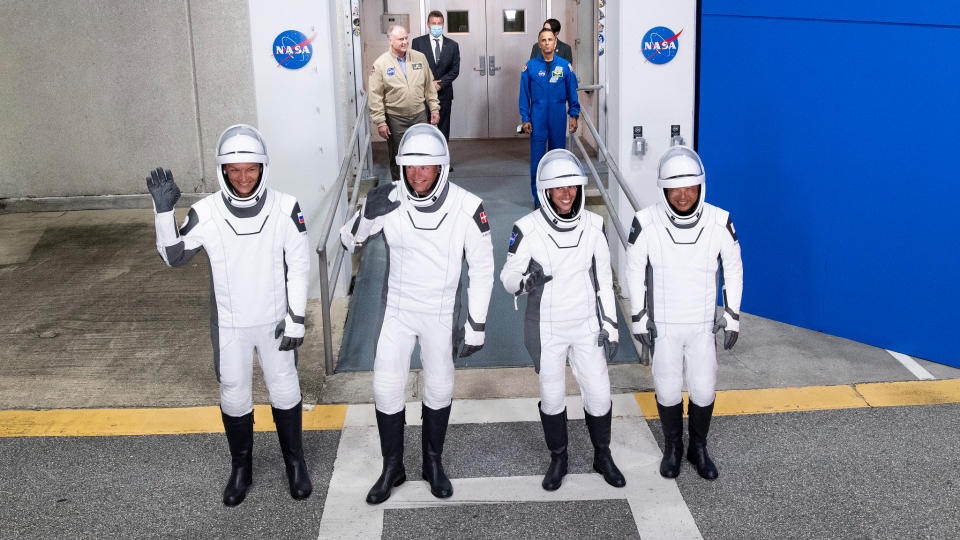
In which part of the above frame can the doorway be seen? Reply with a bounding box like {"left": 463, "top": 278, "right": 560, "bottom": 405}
{"left": 430, "top": 0, "right": 542, "bottom": 138}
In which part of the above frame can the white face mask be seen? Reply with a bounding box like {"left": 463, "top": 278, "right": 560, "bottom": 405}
{"left": 430, "top": 25, "right": 443, "bottom": 38}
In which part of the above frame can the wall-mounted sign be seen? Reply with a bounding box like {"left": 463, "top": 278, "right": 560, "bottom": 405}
{"left": 273, "top": 30, "right": 315, "bottom": 69}
{"left": 642, "top": 26, "right": 683, "bottom": 65}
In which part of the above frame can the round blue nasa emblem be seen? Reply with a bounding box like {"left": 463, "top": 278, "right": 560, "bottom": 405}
{"left": 386, "top": 67, "right": 395, "bottom": 76}
{"left": 642, "top": 26, "right": 681, "bottom": 65}
{"left": 273, "top": 30, "right": 314, "bottom": 70}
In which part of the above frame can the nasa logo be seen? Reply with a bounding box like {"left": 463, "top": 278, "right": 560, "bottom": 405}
{"left": 538, "top": 70, "right": 546, "bottom": 77}
{"left": 386, "top": 67, "right": 395, "bottom": 76}
{"left": 641, "top": 26, "right": 682, "bottom": 65}
{"left": 273, "top": 30, "right": 315, "bottom": 70}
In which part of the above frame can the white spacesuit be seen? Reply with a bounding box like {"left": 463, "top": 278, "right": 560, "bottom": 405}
{"left": 339, "top": 124, "right": 494, "bottom": 504}
{"left": 626, "top": 145, "right": 743, "bottom": 481}
{"left": 148, "top": 124, "right": 312, "bottom": 506}
{"left": 500, "top": 149, "right": 625, "bottom": 491}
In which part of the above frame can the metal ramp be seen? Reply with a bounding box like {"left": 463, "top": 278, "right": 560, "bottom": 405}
{"left": 334, "top": 139, "right": 638, "bottom": 372}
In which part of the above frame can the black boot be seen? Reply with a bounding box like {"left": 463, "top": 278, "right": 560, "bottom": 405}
{"left": 686, "top": 400, "right": 719, "bottom": 480}
{"left": 656, "top": 400, "right": 684, "bottom": 479}
{"left": 272, "top": 401, "right": 313, "bottom": 500}
{"left": 366, "top": 408, "right": 407, "bottom": 504}
{"left": 539, "top": 403, "right": 568, "bottom": 491}
{"left": 221, "top": 410, "right": 253, "bottom": 507}
{"left": 584, "top": 407, "right": 626, "bottom": 487}
{"left": 421, "top": 403, "right": 453, "bottom": 498}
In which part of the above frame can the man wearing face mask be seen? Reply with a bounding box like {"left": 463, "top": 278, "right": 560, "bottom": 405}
{"left": 340, "top": 124, "right": 493, "bottom": 505}
{"left": 412, "top": 10, "right": 460, "bottom": 143}
{"left": 626, "top": 145, "right": 743, "bottom": 481}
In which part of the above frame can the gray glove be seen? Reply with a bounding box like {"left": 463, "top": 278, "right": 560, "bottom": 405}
{"left": 598, "top": 329, "right": 618, "bottom": 360}
{"left": 633, "top": 317, "right": 657, "bottom": 349}
{"left": 274, "top": 320, "right": 304, "bottom": 351}
{"left": 145, "top": 167, "right": 180, "bottom": 213}
{"left": 363, "top": 183, "right": 400, "bottom": 219}
{"left": 520, "top": 268, "right": 553, "bottom": 294}
{"left": 713, "top": 317, "right": 739, "bottom": 350}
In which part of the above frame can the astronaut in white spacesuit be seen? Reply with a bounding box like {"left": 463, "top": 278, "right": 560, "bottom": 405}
{"left": 500, "top": 149, "right": 625, "bottom": 491}
{"left": 339, "top": 124, "right": 494, "bottom": 504}
{"left": 626, "top": 145, "right": 743, "bottom": 480}
{"left": 147, "top": 124, "right": 312, "bottom": 506}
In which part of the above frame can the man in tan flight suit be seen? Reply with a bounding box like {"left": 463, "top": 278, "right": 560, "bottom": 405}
{"left": 369, "top": 24, "right": 440, "bottom": 180}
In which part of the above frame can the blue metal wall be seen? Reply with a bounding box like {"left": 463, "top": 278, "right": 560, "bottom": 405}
{"left": 698, "top": 1, "right": 960, "bottom": 367}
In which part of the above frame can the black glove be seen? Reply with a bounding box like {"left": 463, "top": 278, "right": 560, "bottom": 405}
{"left": 363, "top": 183, "right": 400, "bottom": 219}
{"left": 145, "top": 167, "right": 181, "bottom": 213}
{"left": 274, "top": 320, "right": 304, "bottom": 351}
{"left": 520, "top": 268, "right": 553, "bottom": 294}
{"left": 458, "top": 344, "right": 483, "bottom": 358}
{"left": 598, "top": 329, "right": 618, "bottom": 359}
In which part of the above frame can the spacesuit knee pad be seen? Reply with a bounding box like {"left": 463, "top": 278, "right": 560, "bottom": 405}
{"left": 686, "top": 378, "right": 716, "bottom": 408}
{"left": 373, "top": 370, "right": 407, "bottom": 415}
{"left": 422, "top": 373, "right": 454, "bottom": 411}
{"left": 220, "top": 381, "right": 254, "bottom": 417}
{"left": 581, "top": 384, "right": 612, "bottom": 417}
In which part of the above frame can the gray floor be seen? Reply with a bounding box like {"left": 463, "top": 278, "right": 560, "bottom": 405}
{"left": 0, "top": 430, "right": 341, "bottom": 539}
{"left": 2, "top": 405, "right": 958, "bottom": 538}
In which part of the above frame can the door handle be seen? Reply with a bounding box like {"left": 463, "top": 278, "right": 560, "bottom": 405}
{"left": 473, "top": 56, "right": 486, "bottom": 74}
{"left": 488, "top": 56, "right": 502, "bottom": 76}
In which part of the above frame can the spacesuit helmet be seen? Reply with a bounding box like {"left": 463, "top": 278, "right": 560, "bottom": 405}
{"left": 657, "top": 145, "right": 706, "bottom": 225}
{"left": 395, "top": 124, "right": 450, "bottom": 209}
{"left": 536, "top": 149, "right": 588, "bottom": 230}
{"left": 215, "top": 124, "right": 270, "bottom": 208}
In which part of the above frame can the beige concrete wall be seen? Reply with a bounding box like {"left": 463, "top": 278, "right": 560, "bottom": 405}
{"left": 0, "top": 0, "right": 256, "bottom": 198}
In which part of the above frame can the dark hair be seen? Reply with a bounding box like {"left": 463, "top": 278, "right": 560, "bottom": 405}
{"left": 538, "top": 28, "right": 556, "bottom": 40}
{"left": 427, "top": 10, "right": 444, "bottom": 23}
{"left": 544, "top": 18, "right": 561, "bottom": 34}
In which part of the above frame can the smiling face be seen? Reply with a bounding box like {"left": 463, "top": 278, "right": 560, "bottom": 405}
{"left": 223, "top": 162, "right": 262, "bottom": 198}
{"left": 546, "top": 185, "right": 578, "bottom": 215}
{"left": 665, "top": 185, "right": 701, "bottom": 214}
{"left": 405, "top": 165, "right": 439, "bottom": 196}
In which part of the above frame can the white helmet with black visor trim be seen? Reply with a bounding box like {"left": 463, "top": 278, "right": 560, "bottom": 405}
{"left": 657, "top": 145, "right": 706, "bottom": 225}
{"left": 215, "top": 124, "right": 270, "bottom": 208}
{"left": 395, "top": 124, "right": 450, "bottom": 209}
{"left": 536, "top": 149, "right": 588, "bottom": 230}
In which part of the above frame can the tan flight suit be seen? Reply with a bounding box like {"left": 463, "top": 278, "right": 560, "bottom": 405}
{"left": 369, "top": 48, "right": 440, "bottom": 179}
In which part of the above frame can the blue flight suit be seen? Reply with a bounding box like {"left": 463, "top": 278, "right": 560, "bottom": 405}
{"left": 519, "top": 55, "right": 580, "bottom": 204}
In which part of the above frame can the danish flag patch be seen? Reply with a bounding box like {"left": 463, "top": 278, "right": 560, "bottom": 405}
{"left": 472, "top": 204, "right": 490, "bottom": 233}
{"left": 480, "top": 211, "right": 487, "bottom": 224}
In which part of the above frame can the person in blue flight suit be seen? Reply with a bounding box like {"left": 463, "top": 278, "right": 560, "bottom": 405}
{"left": 519, "top": 28, "right": 580, "bottom": 208}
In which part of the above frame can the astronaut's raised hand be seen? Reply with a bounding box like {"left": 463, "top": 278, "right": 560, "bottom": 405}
{"left": 275, "top": 314, "right": 305, "bottom": 351}
{"left": 598, "top": 328, "right": 618, "bottom": 359}
{"left": 458, "top": 322, "right": 484, "bottom": 358}
{"left": 632, "top": 311, "right": 657, "bottom": 349}
{"left": 713, "top": 309, "right": 740, "bottom": 350}
{"left": 520, "top": 267, "right": 553, "bottom": 294}
{"left": 363, "top": 183, "right": 400, "bottom": 219}
{"left": 145, "top": 167, "right": 180, "bottom": 213}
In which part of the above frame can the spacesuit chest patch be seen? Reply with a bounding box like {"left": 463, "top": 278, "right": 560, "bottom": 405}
{"left": 291, "top": 202, "right": 307, "bottom": 233}
{"left": 508, "top": 225, "right": 524, "bottom": 254}
{"left": 472, "top": 204, "right": 491, "bottom": 233}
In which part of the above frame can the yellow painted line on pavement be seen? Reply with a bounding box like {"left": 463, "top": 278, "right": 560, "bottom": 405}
{"left": 634, "top": 379, "right": 960, "bottom": 419}
{"left": 0, "top": 404, "right": 347, "bottom": 438}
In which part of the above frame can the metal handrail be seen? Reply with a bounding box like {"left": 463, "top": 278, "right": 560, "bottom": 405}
{"left": 315, "top": 92, "right": 373, "bottom": 375}
{"left": 574, "top": 84, "right": 652, "bottom": 363}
